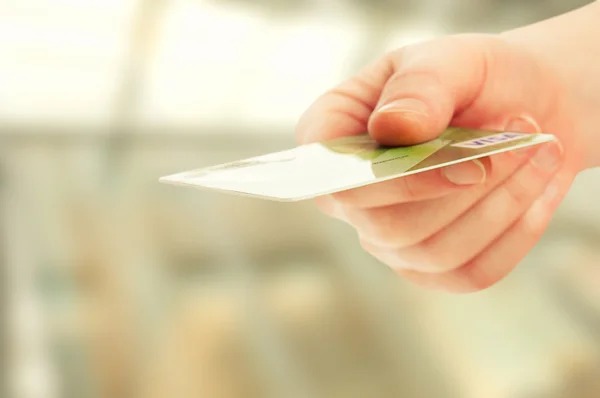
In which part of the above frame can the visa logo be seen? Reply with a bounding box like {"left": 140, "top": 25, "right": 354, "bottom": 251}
{"left": 451, "top": 132, "right": 529, "bottom": 149}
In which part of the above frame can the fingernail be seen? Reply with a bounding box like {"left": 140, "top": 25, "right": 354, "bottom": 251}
{"left": 531, "top": 141, "right": 563, "bottom": 172}
{"left": 442, "top": 159, "right": 486, "bottom": 185}
{"left": 377, "top": 98, "right": 429, "bottom": 117}
{"left": 505, "top": 115, "right": 541, "bottom": 134}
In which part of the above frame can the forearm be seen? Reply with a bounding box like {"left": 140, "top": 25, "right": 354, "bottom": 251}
{"left": 503, "top": 1, "right": 600, "bottom": 169}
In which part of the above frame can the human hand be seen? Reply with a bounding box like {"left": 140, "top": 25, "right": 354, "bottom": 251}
{"left": 295, "top": 34, "right": 590, "bottom": 293}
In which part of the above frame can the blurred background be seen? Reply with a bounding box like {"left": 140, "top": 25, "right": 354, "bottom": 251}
{"left": 2, "top": 0, "right": 600, "bottom": 397}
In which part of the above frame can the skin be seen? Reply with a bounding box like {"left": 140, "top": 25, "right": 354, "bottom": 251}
{"left": 295, "top": 1, "right": 600, "bottom": 293}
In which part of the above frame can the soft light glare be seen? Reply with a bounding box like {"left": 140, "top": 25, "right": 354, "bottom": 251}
{"left": 239, "top": 17, "right": 363, "bottom": 126}
{"left": 139, "top": 3, "right": 363, "bottom": 129}
{"left": 0, "top": 0, "right": 137, "bottom": 125}
{"left": 138, "top": 2, "right": 266, "bottom": 127}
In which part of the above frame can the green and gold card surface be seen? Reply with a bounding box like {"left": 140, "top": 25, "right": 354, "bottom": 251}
{"left": 159, "top": 128, "right": 555, "bottom": 202}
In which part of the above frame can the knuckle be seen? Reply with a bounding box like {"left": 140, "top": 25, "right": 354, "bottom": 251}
{"left": 330, "top": 190, "right": 360, "bottom": 207}
{"left": 395, "top": 67, "right": 443, "bottom": 85}
{"left": 476, "top": 195, "right": 512, "bottom": 230}
{"left": 326, "top": 86, "right": 373, "bottom": 114}
{"left": 521, "top": 201, "right": 551, "bottom": 239}
{"left": 373, "top": 216, "right": 418, "bottom": 248}
{"left": 412, "top": 241, "right": 460, "bottom": 273}
{"left": 501, "top": 175, "right": 537, "bottom": 207}
{"left": 460, "top": 265, "right": 499, "bottom": 293}
{"left": 385, "top": 248, "right": 415, "bottom": 269}
{"left": 381, "top": 69, "right": 443, "bottom": 104}
{"left": 469, "top": 272, "right": 498, "bottom": 292}
{"left": 358, "top": 237, "right": 377, "bottom": 254}
{"left": 359, "top": 241, "right": 396, "bottom": 268}
{"left": 349, "top": 207, "right": 403, "bottom": 247}
{"left": 461, "top": 253, "right": 514, "bottom": 293}
{"left": 380, "top": 48, "right": 404, "bottom": 70}
{"left": 394, "top": 269, "right": 429, "bottom": 289}
{"left": 361, "top": 212, "right": 397, "bottom": 246}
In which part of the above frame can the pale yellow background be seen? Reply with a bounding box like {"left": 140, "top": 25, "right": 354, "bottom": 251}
{"left": 2, "top": 1, "right": 599, "bottom": 398}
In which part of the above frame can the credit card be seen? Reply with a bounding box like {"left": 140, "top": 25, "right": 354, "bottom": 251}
{"left": 160, "top": 128, "right": 555, "bottom": 202}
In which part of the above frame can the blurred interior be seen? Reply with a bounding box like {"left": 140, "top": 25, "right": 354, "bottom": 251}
{"left": 2, "top": 0, "right": 600, "bottom": 397}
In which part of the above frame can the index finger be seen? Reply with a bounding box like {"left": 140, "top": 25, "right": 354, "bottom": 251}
{"left": 295, "top": 56, "right": 393, "bottom": 144}
{"left": 295, "top": 36, "right": 491, "bottom": 147}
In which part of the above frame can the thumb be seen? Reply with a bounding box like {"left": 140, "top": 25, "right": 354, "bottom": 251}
{"left": 368, "top": 36, "right": 491, "bottom": 146}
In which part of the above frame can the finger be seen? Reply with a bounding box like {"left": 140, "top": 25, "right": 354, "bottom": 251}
{"left": 368, "top": 36, "right": 490, "bottom": 146}
{"left": 362, "top": 141, "right": 564, "bottom": 273}
{"left": 397, "top": 142, "right": 563, "bottom": 270}
{"left": 328, "top": 115, "right": 541, "bottom": 210}
{"left": 394, "top": 172, "right": 573, "bottom": 293}
{"left": 296, "top": 35, "right": 492, "bottom": 146}
{"left": 295, "top": 57, "right": 393, "bottom": 144}
{"left": 333, "top": 148, "right": 533, "bottom": 248}
{"left": 328, "top": 158, "right": 487, "bottom": 209}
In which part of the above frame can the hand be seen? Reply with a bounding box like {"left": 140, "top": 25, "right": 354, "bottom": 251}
{"left": 295, "top": 34, "right": 589, "bottom": 293}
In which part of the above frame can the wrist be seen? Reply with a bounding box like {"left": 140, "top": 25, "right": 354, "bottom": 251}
{"left": 502, "top": 2, "right": 600, "bottom": 170}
